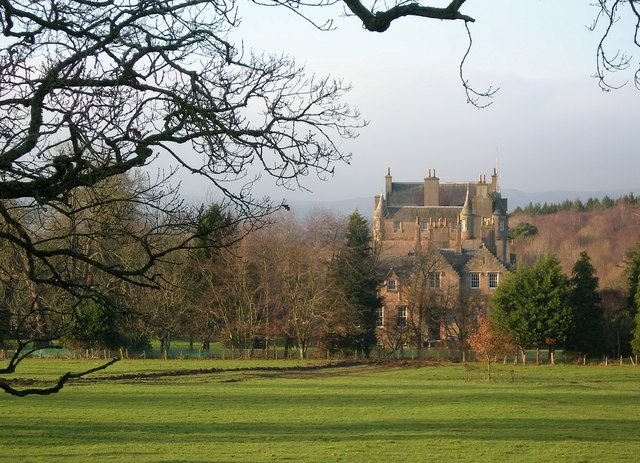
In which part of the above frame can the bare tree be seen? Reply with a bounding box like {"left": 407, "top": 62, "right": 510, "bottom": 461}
{"left": 0, "top": 0, "right": 361, "bottom": 394}
{"left": 403, "top": 250, "right": 450, "bottom": 357}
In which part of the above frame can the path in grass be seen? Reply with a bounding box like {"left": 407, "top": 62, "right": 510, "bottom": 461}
{"left": 1, "top": 360, "right": 639, "bottom": 462}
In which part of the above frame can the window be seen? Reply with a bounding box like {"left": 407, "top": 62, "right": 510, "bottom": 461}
{"left": 387, "top": 279, "right": 397, "bottom": 291}
{"left": 470, "top": 272, "right": 480, "bottom": 289}
{"left": 420, "top": 221, "right": 428, "bottom": 232}
{"left": 397, "top": 307, "right": 407, "bottom": 327}
{"left": 428, "top": 272, "right": 441, "bottom": 289}
{"left": 393, "top": 221, "right": 401, "bottom": 233}
{"left": 488, "top": 272, "right": 499, "bottom": 289}
{"left": 376, "top": 307, "right": 384, "bottom": 328}
{"left": 499, "top": 218, "right": 505, "bottom": 232}
{"left": 461, "top": 219, "right": 467, "bottom": 232}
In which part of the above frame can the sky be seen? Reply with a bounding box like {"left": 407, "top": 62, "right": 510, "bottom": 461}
{"left": 174, "top": 1, "right": 640, "bottom": 204}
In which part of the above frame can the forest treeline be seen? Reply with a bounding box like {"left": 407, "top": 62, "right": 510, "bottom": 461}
{"left": 512, "top": 193, "right": 640, "bottom": 215}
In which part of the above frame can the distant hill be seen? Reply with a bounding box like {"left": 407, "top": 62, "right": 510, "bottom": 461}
{"left": 288, "top": 197, "right": 374, "bottom": 219}
{"left": 510, "top": 202, "right": 640, "bottom": 289}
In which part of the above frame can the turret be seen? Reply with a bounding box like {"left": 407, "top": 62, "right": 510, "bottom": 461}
{"left": 373, "top": 193, "right": 386, "bottom": 243}
{"left": 492, "top": 191, "right": 508, "bottom": 263}
{"left": 460, "top": 184, "right": 474, "bottom": 239}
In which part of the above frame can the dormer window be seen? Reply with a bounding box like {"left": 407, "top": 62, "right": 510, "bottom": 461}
{"left": 387, "top": 279, "right": 398, "bottom": 291}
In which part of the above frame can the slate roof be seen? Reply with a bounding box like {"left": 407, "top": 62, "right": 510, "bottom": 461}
{"left": 387, "top": 182, "right": 478, "bottom": 208}
{"left": 440, "top": 183, "right": 478, "bottom": 206}
{"left": 377, "top": 255, "right": 416, "bottom": 280}
{"left": 378, "top": 249, "right": 483, "bottom": 281}
{"left": 438, "top": 249, "right": 476, "bottom": 275}
{"left": 387, "top": 182, "right": 423, "bottom": 207}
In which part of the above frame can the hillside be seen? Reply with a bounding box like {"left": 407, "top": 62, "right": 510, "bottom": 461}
{"left": 510, "top": 202, "right": 640, "bottom": 289}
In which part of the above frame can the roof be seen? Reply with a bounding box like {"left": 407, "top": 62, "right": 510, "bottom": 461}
{"left": 438, "top": 249, "right": 475, "bottom": 275}
{"left": 387, "top": 182, "right": 423, "bottom": 207}
{"left": 387, "top": 182, "right": 479, "bottom": 207}
{"left": 377, "top": 255, "right": 416, "bottom": 280}
{"left": 440, "top": 183, "right": 478, "bottom": 206}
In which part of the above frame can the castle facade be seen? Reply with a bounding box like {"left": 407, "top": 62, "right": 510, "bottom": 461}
{"left": 373, "top": 168, "right": 512, "bottom": 348}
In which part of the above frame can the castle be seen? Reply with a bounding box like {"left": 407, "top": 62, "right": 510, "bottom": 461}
{"left": 373, "top": 168, "right": 513, "bottom": 348}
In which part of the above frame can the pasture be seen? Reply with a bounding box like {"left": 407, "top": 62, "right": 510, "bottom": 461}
{"left": 1, "top": 359, "right": 639, "bottom": 462}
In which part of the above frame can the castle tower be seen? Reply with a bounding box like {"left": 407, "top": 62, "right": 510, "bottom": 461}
{"left": 492, "top": 191, "right": 508, "bottom": 263}
{"left": 460, "top": 184, "right": 474, "bottom": 239}
{"left": 373, "top": 193, "right": 385, "bottom": 244}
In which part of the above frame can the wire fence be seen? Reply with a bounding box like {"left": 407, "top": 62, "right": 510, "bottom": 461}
{"left": 0, "top": 345, "right": 637, "bottom": 366}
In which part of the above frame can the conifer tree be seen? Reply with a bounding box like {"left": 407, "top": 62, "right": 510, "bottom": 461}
{"left": 566, "top": 252, "right": 604, "bottom": 356}
{"left": 491, "top": 254, "right": 573, "bottom": 363}
{"left": 626, "top": 239, "right": 640, "bottom": 314}
{"left": 327, "top": 210, "right": 381, "bottom": 356}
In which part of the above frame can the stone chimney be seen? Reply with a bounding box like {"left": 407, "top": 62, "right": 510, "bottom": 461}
{"left": 385, "top": 168, "right": 392, "bottom": 197}
{"left": 424, "top": 169, "right": 440, "bottom": 206}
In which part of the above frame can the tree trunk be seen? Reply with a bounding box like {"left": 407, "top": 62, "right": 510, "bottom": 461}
{"left": 520, "top": 347, "right": 527, "bottom": 365}
{"left": 284, "top": 336, "right": 291, "bottom": 359}
{"left": 536, "top": 348, "right": 540, "bottom": 365}
{"left": 299, "top": 340, "right": 306, "bottom": 359}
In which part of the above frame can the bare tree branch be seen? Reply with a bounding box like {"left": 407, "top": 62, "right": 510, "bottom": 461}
{"left": 0, "top": 357, "right": 119, "bottom": 396}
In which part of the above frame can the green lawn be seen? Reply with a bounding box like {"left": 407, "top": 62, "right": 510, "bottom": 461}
{"left": 1, "top": 360, "right": 639, "bottom": 462}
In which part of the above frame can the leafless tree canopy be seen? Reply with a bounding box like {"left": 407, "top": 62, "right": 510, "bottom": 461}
{"left": 0, "top": 0, "right": 361, "bottom": 395}
{"left": 590, "top": 0, "right": 640, "bottom": 91}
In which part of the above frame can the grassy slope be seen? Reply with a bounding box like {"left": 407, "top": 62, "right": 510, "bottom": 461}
{"left": 1, "top": 360, "right": 640, "bottom": 462}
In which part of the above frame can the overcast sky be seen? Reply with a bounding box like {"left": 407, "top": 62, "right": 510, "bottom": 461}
{"left": 176, "top": 1, "right": 640, "bottom": 204}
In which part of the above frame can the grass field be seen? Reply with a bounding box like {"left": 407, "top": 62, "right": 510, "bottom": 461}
{"left": 1, "top": 359, "right": 639, "bottom": 462}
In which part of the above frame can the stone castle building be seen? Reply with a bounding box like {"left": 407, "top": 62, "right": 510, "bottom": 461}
{"left": 373, "top": 168, "right": 513, "bottom": 348}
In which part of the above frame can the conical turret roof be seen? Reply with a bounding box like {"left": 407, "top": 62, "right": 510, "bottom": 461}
{"left": 492, "top": 191, "right": 506, "bottom": 215}
{"left": 461, "top": 184, "right": 472, "bottom": 216}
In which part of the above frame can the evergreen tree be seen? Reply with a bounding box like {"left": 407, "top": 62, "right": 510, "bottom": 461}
{"left": 327, "top": 210, "right": 381, "bottom": 356}
{"left": 626, "top": 238, "right": 640, "bottom": 314}
{"left": 566, "top": 252, "right": 604, "bottom": 355}
{"left": 491, "top": 254, "right": 573, "bottom": 361}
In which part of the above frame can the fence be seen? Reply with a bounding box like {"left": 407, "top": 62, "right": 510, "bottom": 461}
{"left": 0, "top": 345, "right": 637, "bottom": 365}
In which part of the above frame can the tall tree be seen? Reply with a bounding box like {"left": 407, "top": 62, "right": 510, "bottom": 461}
{"left": 625, "top": 239, "right": 640, "bottom": 314}
{"left": 326, "top": 211, "right": 380, "bottom": 356}
{"left": 491, "top": 254, "right": 573, "bottom": 364}
{"left": 566, "top": 252, "right": 604, "bottom": 356}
